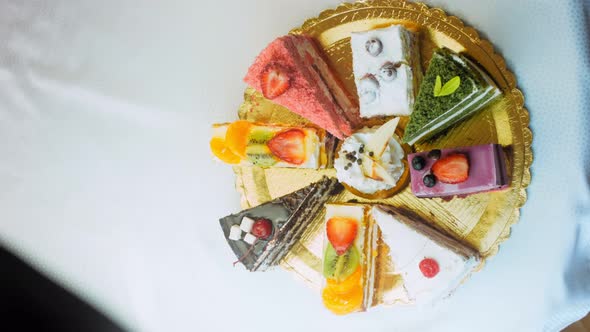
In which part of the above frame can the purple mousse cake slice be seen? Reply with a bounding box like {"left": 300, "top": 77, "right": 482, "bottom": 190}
{"left": 408, "top": 144, "right": 509, "bottom": 198}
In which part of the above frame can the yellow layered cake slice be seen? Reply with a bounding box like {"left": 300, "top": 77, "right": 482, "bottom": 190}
{"left": 210, "top": 120, "right": 337, "bottom": 169}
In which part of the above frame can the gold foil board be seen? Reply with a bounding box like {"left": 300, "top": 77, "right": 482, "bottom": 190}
{"left": 233, "top": 0, "right": 532, "bottom": 302}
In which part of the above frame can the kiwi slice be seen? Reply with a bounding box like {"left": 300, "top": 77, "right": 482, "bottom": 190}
{"left": 246, "top": 145, "right": 277, "bottom": 167}
{"left": 323, "top": 243, "right": 360, "bottom": 282}
{"left": 248, "top": 128, "right": 275, "bottom": 145}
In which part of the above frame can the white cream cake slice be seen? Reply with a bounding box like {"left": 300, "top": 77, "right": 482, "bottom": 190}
{"left": 370, "top": 205, "right": 480, "bottom": 305}
{"left": 351, "top": 25, "right": 421, "bottom": 117}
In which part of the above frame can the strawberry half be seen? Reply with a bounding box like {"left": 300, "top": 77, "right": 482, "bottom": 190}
{"left": 431, "top": 154, "right": 469, "bottom": 184}
{"left": 267, "top": 129, "right": 306, "bottom": 165}
{"left": 260, "top": 63, "right": 291, "bottom": 99}
{"left": 326, "top": 217, "right": 358, "bottom": 255}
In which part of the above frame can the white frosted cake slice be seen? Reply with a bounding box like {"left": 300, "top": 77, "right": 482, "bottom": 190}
{"left": 351, "top": 25, "right": 421, "bottom": 117}
{"left": 370, "top": 205, "right": 480, "bottom": 304}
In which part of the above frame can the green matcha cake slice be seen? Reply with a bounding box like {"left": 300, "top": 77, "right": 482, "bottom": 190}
{"left": 402, "top": 48, "right": 501, "bottom": 145}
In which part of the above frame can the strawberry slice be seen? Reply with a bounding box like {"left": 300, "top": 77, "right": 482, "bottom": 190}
{"left": 267, "top": 129, "right": 306, "bottom": 165}
{"left": 260, "top": 63, "right": 291, "bottom": 99}
{"left": 431, "top": 154, "right": 469, "bottom": 184}
{"left": 326, "top": 217, "right": 358, "bottom": 255}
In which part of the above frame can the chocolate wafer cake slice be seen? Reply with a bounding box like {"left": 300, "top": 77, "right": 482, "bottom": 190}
{"left": 219, "top": 177, "right": 343, "bottom": 271}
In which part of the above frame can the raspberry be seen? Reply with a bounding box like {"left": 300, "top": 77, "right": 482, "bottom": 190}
{"left": 419, "top": 258, "right": 440, "bottom": 278}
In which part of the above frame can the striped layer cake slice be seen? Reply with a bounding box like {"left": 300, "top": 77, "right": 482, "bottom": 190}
{"left": 219, "top": 176, "right": 343, "bottom": 271}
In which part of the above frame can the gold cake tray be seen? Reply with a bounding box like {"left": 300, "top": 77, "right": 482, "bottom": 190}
{"left": 233, "top": 0, "right": 532, "bottom": 305}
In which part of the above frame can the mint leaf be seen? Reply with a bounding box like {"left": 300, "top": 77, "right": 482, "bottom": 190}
{"left": 437, "top": 76, "right": 461, "bottom": 97}
{"left": 433, "top": 75, "right": 442, "bottom": 97}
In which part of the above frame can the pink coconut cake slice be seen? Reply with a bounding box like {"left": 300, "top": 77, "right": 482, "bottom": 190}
{"left": 244, "top": 35, "right": 360, "bottom": 139}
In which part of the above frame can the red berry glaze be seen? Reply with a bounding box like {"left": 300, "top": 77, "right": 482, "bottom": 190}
{"left": 251, "top": 219, "right": 273, "bottom": 240}
{"left": 419, "top": 258, "right": 440, "bottom": 278}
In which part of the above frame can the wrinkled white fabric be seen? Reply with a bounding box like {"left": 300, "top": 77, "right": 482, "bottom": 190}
{"left": 0, "top": 0, "right": 588, "bottom": 331}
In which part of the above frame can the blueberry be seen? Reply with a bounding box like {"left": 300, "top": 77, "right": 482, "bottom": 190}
{"left": 427, "top": 149, "right": 442, "bottom": 160}
{"left": 359, "top": 75, "right": 380, "bottom": 106}
{"left": 357, "top": 159, "right": 362, "bottom": 165}
{"left": 379, "top": 62, "right": 398, "bottom": 82}
{"left": 412, "top": 156, "right": 426, "bottom": 171}
{"left": 423, "top": 174, "right": 436, "bottom": 188}
{"left": 365, "top": 38, "right": 383, "bottom": 56}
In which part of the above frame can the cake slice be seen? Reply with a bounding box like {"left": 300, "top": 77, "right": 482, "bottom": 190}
{"left": 219, "top": 177, "right": 343, "bottom": 271}
{"left": 403, "top": 48, "right": 502, "bottom": 145}
{"left": 408, "top": 144, "right": 509, "bottom": 198}
{"left": 350, "top": 25, "right": 421, "bottom": 117}
{"left": 210, "top": 120, "right": 337, "bottom": 169}
{"left": 370, "top": 205, "right": 480, "bottom": 304}
{"left": 244, "top": 35, "right": 360, "bottom": 139}
{"left": 321, "top": 204, "right": 378, "bottom": 315}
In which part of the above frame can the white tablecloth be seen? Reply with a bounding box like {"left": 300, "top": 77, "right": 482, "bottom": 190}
{"left": 0, "top": 0, "right": 588, "bottom": 331}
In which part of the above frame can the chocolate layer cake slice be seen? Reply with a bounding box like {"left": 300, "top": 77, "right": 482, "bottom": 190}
{"left": 403, "top": 48, "right": 501, "bottom": 145}
{"left": 219, "top": 177, "right": 343, "bottom": 271}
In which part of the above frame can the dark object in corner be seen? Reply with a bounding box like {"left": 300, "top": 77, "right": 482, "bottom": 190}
{"left": 0, "top": 245, "right": 125, "bottom": 332}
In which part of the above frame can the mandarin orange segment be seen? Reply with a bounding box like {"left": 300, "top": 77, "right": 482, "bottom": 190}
{"left": 326, "top": 266, "right": 362, "bottom": 295}
{"left": 322, "top": 284, "right": 363, "bottom": 315}
{"left": 210, "top": 137, "right": 241, "bottom": 164}
{"left": 225, "top": 120, "right": 253, "bottom": 158}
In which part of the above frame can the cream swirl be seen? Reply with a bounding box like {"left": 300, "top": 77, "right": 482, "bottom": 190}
{"left": 335, "top": 128, "right": 405, "bottom": 194}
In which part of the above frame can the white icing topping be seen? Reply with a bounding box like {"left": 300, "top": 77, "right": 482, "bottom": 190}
{"left": 335, "top": 128, "right": 405, "bottom": 194}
